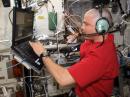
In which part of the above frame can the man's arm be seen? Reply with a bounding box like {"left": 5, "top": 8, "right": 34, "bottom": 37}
{"left": 29, "top": 41, "right": 75, "bottom": 87}
{"left": 42, "top": 57, "right": 75, "bottom": 87}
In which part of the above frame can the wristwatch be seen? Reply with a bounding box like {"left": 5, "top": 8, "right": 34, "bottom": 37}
{"left": 40, "top": 50, "right": 49, "bottom": 58}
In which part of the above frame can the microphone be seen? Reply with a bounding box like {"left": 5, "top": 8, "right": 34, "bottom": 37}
{"left": 80, "top": 33, "right": 99, "bottom": 37}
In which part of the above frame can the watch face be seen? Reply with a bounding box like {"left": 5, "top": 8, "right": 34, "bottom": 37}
{"left": 43, "top": 50, "right": 48, "bottom": 57}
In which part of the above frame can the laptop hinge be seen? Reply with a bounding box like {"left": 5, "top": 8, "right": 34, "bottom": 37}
{"left": 14, "top": 55, "right": 31, "bottom": 70}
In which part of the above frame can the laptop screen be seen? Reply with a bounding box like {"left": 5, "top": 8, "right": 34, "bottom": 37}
{"left": 11, "top": 8, "right": 44, "bottom": 73}
{"left": 12, "top": 7, "right": 34, "bottom": 46}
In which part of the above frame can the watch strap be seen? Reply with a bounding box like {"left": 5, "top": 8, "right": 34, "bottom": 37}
{"left": 40, "top": 50, "right": 49, "bottom": 58}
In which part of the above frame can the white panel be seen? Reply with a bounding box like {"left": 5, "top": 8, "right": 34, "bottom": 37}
{"left": 0, "top": 7, "right": 12, "bottom": 51}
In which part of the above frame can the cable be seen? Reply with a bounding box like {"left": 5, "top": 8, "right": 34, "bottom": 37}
{"left": 64, "top": 11, "right": 82, "bottom": 33}
{"left": 0, "top": 61, "right": 22, "bottom": 71}
{"left": 44, "top": 1, "right": 81, "bottom": 63}
{"left": 35, "top": 5, "right": 44, "bottom": 11}
{"left": 0, "top": 40, "right": 11, "bottom": 43}
{"left": 68, "top": 0, "right": 80, "bottom": 10}
{"left": 64, "top": 14, "right": 82, "bottom": 28}
{"left": 0, "top": 80, "right": 31, "bottom": 97}
{"left": 45, "top": 2, "right": 74, "bottom": 33}
{"left": 23, "top": 75, "right": 52, "bottom": 79}
{"left": 48, "top": 0, "right": 55, "bottom": 11}
{"left": 23, "top": 75, "right": 51, "bottom": 97}
{"left": 121, "top": 46, "right": 130, "bottom": 59}
{"left": 37, "top": 1, "right": 46, "bottom": 7}
{"left": 117, "top": 0, "right": 124, "bottom": 14}
{"left": 23, "top": 80, "right": 32, "bottom": 97}
{"left": 0, "top": 59, "right": 51, "bottom": 96}
{"left": 0, "top": 40, "right": 11, "bottom": 47}
{"left": 36, "top": 1, "right": 82, "bottom": 35}
{"left": 8, "top": 8, "right": 13, "bottom": 25}
{"left": 29, "top": 70, "right": 33, "bottom": 97}
{"left": 45, "top": 1, "right": 82, "bottom": 34}
{"left": 43, "top": 84, "right": 48, "bottom": 97}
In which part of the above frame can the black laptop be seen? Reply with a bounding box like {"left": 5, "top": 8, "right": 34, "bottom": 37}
{"left": 11, "top": 7, "right": 43, "bottom": 73}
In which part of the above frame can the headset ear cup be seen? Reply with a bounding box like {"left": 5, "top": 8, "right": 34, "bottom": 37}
{"left": 96, "top": 18, "right": 110, "bottom": 34}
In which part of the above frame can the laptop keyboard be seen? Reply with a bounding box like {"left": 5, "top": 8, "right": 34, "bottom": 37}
{"left": 15, "top": 42, "right": 43, "bottom": 73}
{"left": 14, "top": 41, "right": 43, "bottom": 71}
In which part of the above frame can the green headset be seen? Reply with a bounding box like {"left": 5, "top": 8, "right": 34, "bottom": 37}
{"left": 95, "top": 5, "right": 110, "bottom": 35}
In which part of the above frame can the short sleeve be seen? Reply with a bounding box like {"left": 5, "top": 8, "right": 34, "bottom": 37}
{"left": 68, "top": 51, "right": 106, "bottom": 88}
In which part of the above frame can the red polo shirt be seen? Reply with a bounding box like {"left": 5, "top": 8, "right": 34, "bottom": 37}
{"left": 68, "top": 34, "right": 119, "bottom": 97}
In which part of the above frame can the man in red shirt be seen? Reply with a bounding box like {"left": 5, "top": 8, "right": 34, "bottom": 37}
{"left": 29, "top": 8, "right": 119, "bottom": 97}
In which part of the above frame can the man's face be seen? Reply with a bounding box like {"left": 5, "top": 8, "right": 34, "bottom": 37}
{"left": 81, "top": 12, "right": 98, "bottom": 39}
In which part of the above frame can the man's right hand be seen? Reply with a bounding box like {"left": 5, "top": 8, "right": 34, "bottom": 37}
{"left": 29, "top": 41, "right": 46, "bottom": 57}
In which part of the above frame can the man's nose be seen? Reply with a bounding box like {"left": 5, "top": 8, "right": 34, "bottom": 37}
{"left": 80, "top": 26, "right": 84, "bottom": 34}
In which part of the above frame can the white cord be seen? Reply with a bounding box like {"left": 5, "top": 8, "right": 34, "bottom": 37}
{"left": 0, "top": 40, "right": 11, "bottom": 43}
{"left": 23, "top": 75, "right": 52, "bottom": 79}
{"left": 0, "top": 61, "right": 22, "bottom": 71}
{"left": 0, "top": 80, "right": 31, "bottom": 97}
{"left": 0, "top": 40, "right": 11, "bottom": 47}
{"left": 43, "top": 84, "right": 48, "bottom": 97}
{"left": 121, "top": 46, "right": 130, "bottom": 59}
{"left": 69, "top": 0, "right": 80, "bottom": 9}
{"left": 44, "top": 1, "right": 82, "bottom": 35}
{"left": 23, "top": 75, "right": 51, "bottom": 97}
{"left": 64, "top": 14, "right": 82, "bottom": 33}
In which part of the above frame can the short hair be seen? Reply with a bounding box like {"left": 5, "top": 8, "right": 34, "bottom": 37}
{"left": 85, "top": 8, "right": 113, "bottom": 28}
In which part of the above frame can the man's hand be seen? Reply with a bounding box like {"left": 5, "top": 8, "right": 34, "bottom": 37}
{"left": 29, "top": 41, "right": 46, "bottom": 57}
